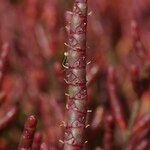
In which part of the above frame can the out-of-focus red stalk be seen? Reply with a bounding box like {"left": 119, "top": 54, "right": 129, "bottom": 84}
{"left": 135, "top": 139, "right": 150, "bottom": 150}
{"left": 86, "top": 64, "right": 100, "bottom": 86}
{"left": 103, "top": 111, "right": 115, "bottom": 150}
{"left": 127, "top": 126, "right": 150, "bottom": 150}
{"left": 132, "top": 114, "right": 150, "bottom": 135}
{"left": 131, "top": 20, "right": 146, "bottom": 60}
{"left": 39, "top": 95, "right": 51, "bottom": 130}
{"left": 39, "top": 95, "right": 63, "bottom": 149}
{"left": 128, "top": 138, "right": 150, "bottom": 150}
{"left": 40, "top": 0, "right": 61, "bottom": 58}
{"left": 130, "top": 65, "right": 141, "bottom": 97}
{"left": 138, "top": 91, "right": 150, "bottom": 117}
{"left": 0, "top": 92, "right": 5, "bottom": 106}
{"left": 32, "top": 132, "right": 42, "bottom": 150}
{"left": 130, "top": 65, "right": 149, "bottom": 98}
{"left": 0, "top": 105, "right": 18, "bottom": 131}
{"left": 107, "top": 67, "right": 127, "bottom": 129}
{"left": 91, "top": 106, "right": 104, "bottom": 130}
{"left": 0, "top": 43, "right": 9, "bottom": 86}
{"left": 18, "top": 115, "right": 37, "bottom": 150}
{"left": 25, "top": 0, "right": 39, "bottom": 27}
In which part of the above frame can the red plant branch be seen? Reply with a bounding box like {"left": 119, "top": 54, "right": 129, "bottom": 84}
{"left": 131, "top": 20, "right": 146, "bottom": 60}
{"left": 130, "top": 65, "right": 149, "bottom": 98}
{"left": 18, "top": 115, "right": 37, "bottom": 150}
{"left": 127, "top": 124, "right": 150, "bottom": 150}
{"left": 32, "top": 132, "right": 42, "bottom": 150}
{"left": 107, "top": 67, "right": 127, "bottom": 130}
{"left": 103, "top": 111, "right": 115, "bottom": 150}
{"left": 132, "top": 114, "right": 150, "bottom": 135}
{"left": 0, "top": 43, "right": 9, "bottom": 86}
{"left": 64, "top": 0, "right": 88, "bottom": 149}
{"left": 0, "top": 105, "right": 18, "bottom": 131}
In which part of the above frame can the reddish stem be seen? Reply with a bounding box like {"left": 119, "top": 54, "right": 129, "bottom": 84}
{"left": 132, "top": 114, "right": 150, "bottom": 135}
{"left": 0, "top": 105, "right": 18, "bottom": 131}
{"left": 107, "top": 67, "right": 127, "bottom": 129}
{"left": 127, "top": 126, "right": 150, "bottom": 150}
{"left": 18, "top": 115, "right": 37, "bottom": 150}
{"left": 130, "top": 65, "right": 149, "bottom": 97}
{"left": 0, "top": 43, "right": 9, "bottom": 86}
{"left": 32, "top": 132, "right": 42, "bottom": 150}
{"left": 131, "top": 20, "right": 146, "bottom": 59}
{"left": 64, "top": 0, "right": 88, "bottom": 149}
{"left": 103, "top": 111, "right": 115, "bottom": 150}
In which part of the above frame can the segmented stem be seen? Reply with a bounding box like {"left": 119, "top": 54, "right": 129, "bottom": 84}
{"left": 64, "top": 0, "right": 88, "bottom": 149}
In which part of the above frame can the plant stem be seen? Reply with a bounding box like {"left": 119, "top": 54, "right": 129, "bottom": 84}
{"left": 64, "top": 0, "right": 88, "bottom": 149}
{"left": 18, "top": 115, "right": 37, "bottom": 150}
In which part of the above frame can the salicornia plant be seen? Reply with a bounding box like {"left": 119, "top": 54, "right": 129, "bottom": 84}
{"left": 63, "top": 0, "right": 88, "bottom": 149}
